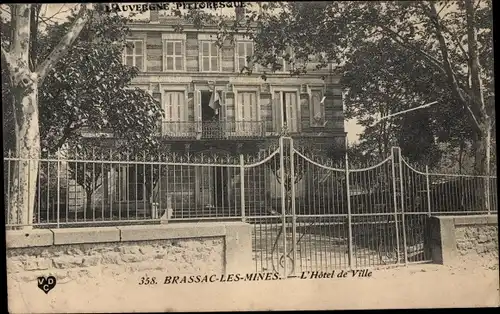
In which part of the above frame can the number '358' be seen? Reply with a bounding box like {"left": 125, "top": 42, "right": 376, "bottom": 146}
{"left": 139, "top": 276, "right": 157, "bottom": 285}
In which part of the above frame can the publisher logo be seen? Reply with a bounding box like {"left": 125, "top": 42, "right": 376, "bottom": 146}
{"left": 37, "top": 276, "right": 57, "bottom": 294}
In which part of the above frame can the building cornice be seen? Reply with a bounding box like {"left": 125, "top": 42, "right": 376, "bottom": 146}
{"left": 133, "top": 71, "right": 342, "bottom": 80}
{"left": 128, "top": 18, "right": 257, "bottom": 33}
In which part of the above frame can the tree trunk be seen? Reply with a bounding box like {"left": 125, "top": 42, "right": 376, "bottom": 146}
{"left": 3, "top": 4, "right": 90, "bottom": 230}
{"left": 471, "top": 120, "right": 492, "bottom": 212}
{"left": 472, "top": 121, "right": 491, "bottom": 175}
{"left": 458, "top": 141, "right": 465, "bottom": 174}
{"left": 85, "top": 190, "right": 93, "bottom": 217}
{"left": 8, "top": 84, "right": 40, "bottom": 230}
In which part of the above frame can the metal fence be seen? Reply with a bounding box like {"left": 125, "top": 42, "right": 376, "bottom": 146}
{"left": 4, "top": 138, "right": 498, "bottom": 277}
{"left": 4, "top": 149, "right": 250, "bottom": 228}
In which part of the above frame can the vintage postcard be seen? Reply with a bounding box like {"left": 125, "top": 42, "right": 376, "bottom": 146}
{"left": 3, "top": 2, "right": 498, "bottom": 312}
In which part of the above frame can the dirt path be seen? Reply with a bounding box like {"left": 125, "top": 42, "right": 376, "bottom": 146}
{"left": 8, "top": 259, "right": 499, "bottom": 312}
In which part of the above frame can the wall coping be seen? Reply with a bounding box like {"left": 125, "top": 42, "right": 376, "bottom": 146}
{"left": 431, "top": 215, "right": 498, "bottom": 227}
{"left": 6, "top": 222, "right": 249, "bottom": 249}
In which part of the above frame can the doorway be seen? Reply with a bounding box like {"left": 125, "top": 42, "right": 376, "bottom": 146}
{"left": 213, "top": 166, "right": 229, "bottom": 209}
{"left": 196, "top": 165, "right": 231, "bottom": 215}
{"left": 201, "top": 91, "right": 218, "bottom": 121}
{"left": 201, "top": 90, "right": 222, "bottom": 138}
{"left": 282, "top": 92, "right": 298, "bottom": 132}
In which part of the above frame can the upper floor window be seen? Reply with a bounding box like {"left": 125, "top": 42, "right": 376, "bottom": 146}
{"left": 163, "top": 33, "right": 186, "bottom": 72}
{"left": 310, "top": 89, "right": 326, "bottom": 127}
{"left": 277, "top": 47, "right": 294, "bottom": 73}
{"left": 200, "top": 41, "right": 220, "bottom": 72}
{"left": 236, "top": 41, "right": 254, "bottom": 72}
{"left": 124, "top": 40, "right": 144, "bottom": 71}
{"left": 164, "top": 40, "right": 184, "bottom": 71}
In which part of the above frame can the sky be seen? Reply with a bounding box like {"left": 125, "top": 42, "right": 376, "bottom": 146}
{"left": 14, "top": 3, "right": 363, "bottom": 143}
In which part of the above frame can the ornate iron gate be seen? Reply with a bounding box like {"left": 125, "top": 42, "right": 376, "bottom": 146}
{"left": 250, "top": 137, "right": 431, "bottom": 278}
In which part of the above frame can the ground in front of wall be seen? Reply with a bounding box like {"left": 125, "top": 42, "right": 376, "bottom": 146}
{"left": 7, "top": 257, "right": 499, "bottom": 312}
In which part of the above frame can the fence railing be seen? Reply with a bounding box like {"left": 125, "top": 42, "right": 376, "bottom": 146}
{"left": 400, "top": 157, "right": 498, "bottom": 215}
{"left": 159, "top": 120, "right": 272, "bottom": 139}
{"left": 4, "top": 145, "right": 498, "bottom": 229}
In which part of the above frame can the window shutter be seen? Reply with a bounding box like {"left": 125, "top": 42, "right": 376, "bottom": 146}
{"left": 176, "top": 92, "right": 185, "bottom": 133}
{"left": 249, "top": 92, "right": 256, "bottom": 121}
{"left": 162, "top": 40, "right": 166, "bottom": 71}
{"left": 194, "top": 90, "right": 202, "bottom": 133}
{"left": 248, "top": 42, "right": 255, "bottom": 72}
{"left": 175, "top": 41, "right": 183, "bottom": 71}
{"left": 184, "top": 91, "right": 189, "bottom": 122}
{"left": 221, "top": 91, "right": 227, "bottom": 122}
{"left": 181, "top": 41, "right": 185, "bottom": 71}
{"left": 235, "top": 41, "right": 239, "bottom": 72}
{"left": 286, "top": 92, "right": 298, "bottom": 132}
{"left": 198, "top": 42, "right": 203, "bottom": 72}
{"left": 272, "top": 91, "right": 282, "bottom": 133}
{"left": 236, "top": 92, "right": 242, "bottom": 121}
{"left": 310, "top": 90, "right": 324, "bottom": 127}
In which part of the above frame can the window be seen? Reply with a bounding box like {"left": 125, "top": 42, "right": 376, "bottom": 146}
{"left": 164, "top": 40, "right": 184, "bottom": 71}
{"left": 277, "top": 47, "right": 294, "bottom": 72}
{"left": 124, "top": 40, "right": 144, "bottom": 71}
{"left": 162, "top": 91, "right": 188, "bottom": 135}
{"left": 200, "top": 41, "right": 220, "bottom": 72}
{"left": 283, "top": 92, "right": 298, "bottom": 132}
{"left": 310, "top": 90, "right": 326, "bottom": 127}
{"left": 273, "top": 91, "right": 299, "bottom": 133}
{"left": 236, "top": 91, "right": 259, "bottom": 135}
{"left": 237, "top": 92, "right": 258, "bottom": 120}
{"left": 236, "top": 41, "right": 254, "bottom": 72}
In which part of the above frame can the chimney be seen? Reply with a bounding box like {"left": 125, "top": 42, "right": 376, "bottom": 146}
{"left": 235, "top": 6, "right": 245, "bottom": 21}
{"left": 150, "top": 9, "right": 159, "bottom": 23}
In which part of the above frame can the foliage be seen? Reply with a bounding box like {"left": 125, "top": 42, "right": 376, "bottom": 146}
{"left": 341, "top": 37, "right": 471, "bottom": 166}
{"left": 188, "top": 1, "right": 495, "bottom": 174}
{"left": 2, "top": 8, "right": 164, "bottom": 154}
{"left": 397, "top": 111, "right": 443, "bottom": 167}
{"left": 2, "top": 6, "right": 164, "bottom": 221}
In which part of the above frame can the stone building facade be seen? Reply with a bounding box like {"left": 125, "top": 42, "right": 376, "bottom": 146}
{"left": 59, "top": 10, "right": 348, "bottom": 220}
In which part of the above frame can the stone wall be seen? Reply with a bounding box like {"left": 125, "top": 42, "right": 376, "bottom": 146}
{"left": 455, "top": 225, "right": 498, "bottom": 258}
{"left": 429, "top": 215, "right": 498, "bottom": 265}
{"left": 6, "top": 222, "right": 253, "bottom": 284}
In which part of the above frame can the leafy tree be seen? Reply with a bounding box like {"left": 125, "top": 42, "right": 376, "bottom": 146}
{"left": 2, "top": 5, "right": 163, "bottom": 228}
{"left": 193, "top": 1, "right": 494, "bottom": 176}
{"left": 2, "top": 4, "right": 91, "bottom": 229}
{"left": 341, "top": 37, "right": 471, "bottom": 167}
{"left": 37, "top": 11, "right": 163, "bottom": 154}
{"left": 397, "top": 111, "right": 442, "bottom": 167}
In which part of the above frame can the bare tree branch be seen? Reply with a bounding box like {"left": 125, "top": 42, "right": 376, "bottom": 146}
{"left": 36, "top": 4, "right": 90, "bottom": 86}
{"left": 425, "top": 1, "right": 482, "bottom": 131}
{"left": 0, "top": 6, "right": 10, "bottom": 17}
{"left": 440, "top": 22, "right": 469, "bottom": 60}
{"left": 28, "top": 4, "right": 41, "bottom": 71}
{"left": 436, "top": 1, "right": 454, "bottom": 17}
{"left": 43, "top": 4, "right": 66, "bottom": 21}
{"left": 464, "top": 0, "right": 486, "bottom": 114}
{"left": 375, "top": 23, "right": 448, "bottom": 76}
{"left": 38, "top": 6, "right": 73, "bottom": 25}
{"left": 474, "top": 0, "right": 483, "bottom": 12}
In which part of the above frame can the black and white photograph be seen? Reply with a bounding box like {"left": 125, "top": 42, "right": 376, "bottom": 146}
{"left": 3, "top": 1, "right": 498, "bottom": 312}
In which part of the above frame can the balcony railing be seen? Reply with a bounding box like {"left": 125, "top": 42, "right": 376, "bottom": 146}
{"left": 159, "top": 121, "right": 272, "bottom": 139}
